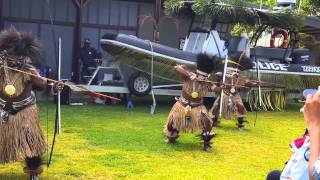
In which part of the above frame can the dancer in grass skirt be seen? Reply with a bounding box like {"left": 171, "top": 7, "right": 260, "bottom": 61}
{"left": 0, "top": 29, "right": 62, "bottom": 180}
{"left": 209, "top": 57, "right": 257, "bottom": 130}
{"left": 163, "top": 54, "right": 221, "bottom": 152}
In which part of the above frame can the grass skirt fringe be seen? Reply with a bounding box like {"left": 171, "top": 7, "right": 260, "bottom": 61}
{"left": 164, "top": 101, "right": 212, "bottom": 135}
{"left": 222, "top": 94, "right": 246, "bottom": 120}
{"left": 0, "top": 104, "right": 47, "bottom": 164}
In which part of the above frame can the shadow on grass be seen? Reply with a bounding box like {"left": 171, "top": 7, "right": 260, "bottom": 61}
{"left": 167, "top": 141, "right": 203, "bottom": 152}
{"left": 0, "top": 174, "right": 27, "bottom": 180}
{"left": 167, "top": 140, "right": 224, "bottom": 155}
{"left": 217, "top": 125, "right": 249, "bottom": 131}
{"left": 81, "top": 126, "right": 254, "bottom": 155}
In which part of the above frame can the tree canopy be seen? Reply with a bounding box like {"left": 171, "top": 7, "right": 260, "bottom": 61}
{"left": 164, "top": 0, "right": 305, "bottom": 30}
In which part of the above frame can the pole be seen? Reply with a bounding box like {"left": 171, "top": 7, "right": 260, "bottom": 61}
{"left": 219, "top": 55, "right": 228, "bottom": 118}
{"left": 256, "top": 59, "right": 262, "bottom": 107}
{"left": 58, "top": 37, "right": 61, "bottom": 134}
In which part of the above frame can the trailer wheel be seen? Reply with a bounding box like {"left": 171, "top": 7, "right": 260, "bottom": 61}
{"left": 128, "top": 72, "right": 151, "bottom": 97}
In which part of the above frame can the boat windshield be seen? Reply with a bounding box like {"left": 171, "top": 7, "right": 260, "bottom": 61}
{"left": 190, "top": 14, "right": 232, "bottom": 41}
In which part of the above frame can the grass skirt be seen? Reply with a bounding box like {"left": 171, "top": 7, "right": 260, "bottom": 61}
{"left": 0, "top": 104, "right": 47, "bottom": 164}
{"left": 222, "top": 93, "right": 246, "bottom": 120}
{"left": 164, "top": 101, "right": 212, "bottom": 135}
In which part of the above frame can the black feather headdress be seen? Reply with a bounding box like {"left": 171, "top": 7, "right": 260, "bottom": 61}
{"left": 196, "top": 53, "right": 217, "bottom": 75}
{"left": 0, "top": 28, "right": 41, "bottom": 63}
{"left": 216, "top": 55, "right": 254, "bottom": 72}
{"left": 234, "top": 55, "right": 254, "bottom": 71}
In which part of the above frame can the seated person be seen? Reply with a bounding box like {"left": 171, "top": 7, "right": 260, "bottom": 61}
{"left": 267, "top": 89, "right": 320, "bottom": 180}
{"left": 266, "top": 130, "right": 310, "bottom": 180}
{"left": 304, "top": 90, "right": 320, "bottom": 180}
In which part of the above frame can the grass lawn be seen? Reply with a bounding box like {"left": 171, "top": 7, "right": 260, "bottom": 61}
{"left": 0, "top": 101, "right": 307, "bottom": 180}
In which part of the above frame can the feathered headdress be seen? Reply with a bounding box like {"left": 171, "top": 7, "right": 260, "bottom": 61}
{"left": 0, "top": 28, "right": 42, "bottom": 64}
{"left": 216, "top": 55, "right": 254, "bottom": 72}
{"left": 234, "top": 55, "right": 254, "bottom": 71}
{"left": 196, "top": 53, "right": 217, "bottom": 76}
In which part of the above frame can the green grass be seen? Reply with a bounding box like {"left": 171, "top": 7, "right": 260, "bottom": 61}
{"left": 0, "top": 101, "right": 307, "bottom": 180}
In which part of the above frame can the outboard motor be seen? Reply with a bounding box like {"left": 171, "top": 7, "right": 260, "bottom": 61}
{"left": 291, "top": 49, "right": 310, "bottom": 65}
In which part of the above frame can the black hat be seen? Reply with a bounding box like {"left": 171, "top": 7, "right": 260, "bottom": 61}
{"left": 196, "top": 53, "right": 217, "bottom": 77}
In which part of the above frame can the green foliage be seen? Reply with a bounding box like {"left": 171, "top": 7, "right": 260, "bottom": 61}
{"left": 267, "top": 0, "right": 277, "bottom": 8}
{"left": 164, "top": 0, "right": 304, "bottom": 29}
{"left": 0, "top": 102, "right": 307, "bottom": 179}
{"left": 231, "top": 23, "right": 266, "bottom": 39}
{"left": 257, "top": 11, "right": 303, "bottom": 29}
{"left": 298, "top": 33, "right": 320, "bottom": 48}
{"left": 163, "top": 0, "right": 185, "bottom": 13}
{"left": 194, "top": 2, "right": 259, "bottom": 25}
{"left": 297, "top": 0, "right": 320, "bottom": 15}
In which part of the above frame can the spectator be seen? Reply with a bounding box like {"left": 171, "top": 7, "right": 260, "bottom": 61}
{"left": 266, "top": 170, "right": 282, "bottom": 180}
{"left": 266, "top": 89, "right": 320, "bottom": 180}
{"left": 80, "top": 38, "right": 100, "bottom": 83}
{"left": 304, "top": 90, "right": 320, "bottom": 180}
{"left": 266, "top": 129, "right": 310, "bottom": 180}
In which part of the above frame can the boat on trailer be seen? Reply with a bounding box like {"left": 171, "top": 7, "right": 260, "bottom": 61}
{"left": 71, "top": 1, "right": 320, "bottom": 111}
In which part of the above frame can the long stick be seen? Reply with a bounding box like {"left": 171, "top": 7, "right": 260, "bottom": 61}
{"left": 256, "top": 59, "right": 262, "bottom": 107}
{"left": 0, "top": 65, "right": 121, "bottom": 101}
{"left": 149, "top": 41, "right": 156, "bottom": 115}
{"left": 249, "top": 80, "right": 282, "bottom": 87}
{"left": 198, "top": 80, "right": 249, "bottom": 89}
{"left": 57, "top": 38, "right": 61, "bottom": 134}
{"left": 219, "top": 55, "right": 228, "bottom": 118}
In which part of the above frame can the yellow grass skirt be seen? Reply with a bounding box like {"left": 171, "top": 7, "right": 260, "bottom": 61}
{"left": 164, "top": 101, "right": 212, "bottom": 134}
{"left": 221, "top": 94, "right": 246, "bottom": 120}
{"left": 0, "top": 104, "right": 47, "bottom": 163}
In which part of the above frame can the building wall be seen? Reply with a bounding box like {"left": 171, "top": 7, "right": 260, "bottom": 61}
{"left": 138, "top": 3, "right": 154, "bottom": 41}
{"left": 81, "top": 0, "right": 138, "bottom": 51}
{"left": 138, "top": 4, "right": 192, "bottom": 49}
{"left": 1, "top": 0, "right": 144, "bottom": 79}
{"left": 2, "top": 0, "right": 76, "bottom": 78}
{"left": 159, "top": 15, "right": 191, "bottom": 48}
{"left": 1, "top": 0, "right": 194, "bottom": 79}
